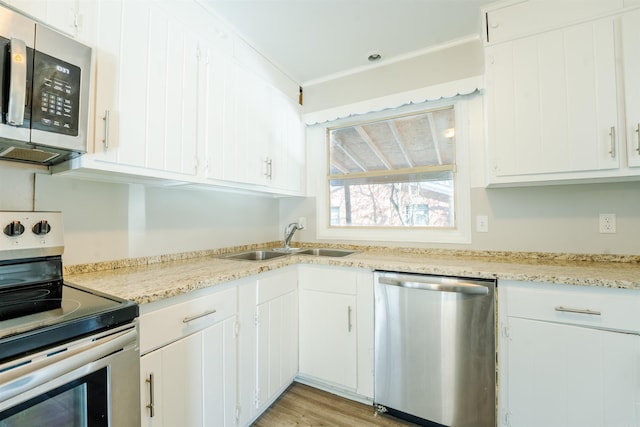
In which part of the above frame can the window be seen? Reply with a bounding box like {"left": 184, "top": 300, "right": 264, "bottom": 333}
{"left": 311, "top": 97, "right": 473, "bottom": 244}
{"left": 328, "top": 106, "right": 457, "bottom": 229}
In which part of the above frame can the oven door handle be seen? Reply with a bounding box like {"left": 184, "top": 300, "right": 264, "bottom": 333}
{"left": 0, "top": 327, "right": 137, "bottom": 403}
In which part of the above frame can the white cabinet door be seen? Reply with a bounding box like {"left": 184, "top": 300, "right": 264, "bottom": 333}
{"left": 622, "top": 9, "right": 640, "bottom": 168}
{"left": 487, "top": 17, "right": 619, "bottom": 182}
{"left": 237, "top": 269, "right": 298, "bottom": 424}
{"left": 505, "top": 317, "right": 640, "bottom": 427}
{"left": 202, "top": 317, "right": 238, "bottom": 427}
{"left": 116, "top": 1, "right": 198, "bottom": 174}
{"left": 88, "top": 0, "right": 122, "bottom": 163}
{"left": 268, "top": 91, "right": 305, "bottom": 193}
{"left": 140, "top": 332, "right": 204, "bottom": 427}
{"left": 256, "top": 289, "right": 298, "bottom": 408}
{"left": 255, "top": 269, "right": 298, "bottom": 412}
{"left": 299, "top": 289, "right": 357, "bottom": 389}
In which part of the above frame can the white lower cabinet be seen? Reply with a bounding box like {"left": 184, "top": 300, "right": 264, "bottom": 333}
{"left": 138, "top": 265, "right": 372, "bottom": 427}
{"left": 499, "top": 281, "right": 640, "bottom": 427}
{"left": 237, "top": 267, "right": 299, "bottom": 426}
{"left": 297, "top": 265, "right": 374, "bottom": 399}
{"left": 139, "top": 286, "right": 238, "bottom": 427}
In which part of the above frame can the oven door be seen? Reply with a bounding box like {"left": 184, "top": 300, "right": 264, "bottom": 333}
{"left": 0, "top": 324, "right": 140, "bottom": 427}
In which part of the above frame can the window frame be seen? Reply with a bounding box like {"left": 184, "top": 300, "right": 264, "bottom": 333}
{"left": 313, "top": 97, "right": 472, "bottom": 244}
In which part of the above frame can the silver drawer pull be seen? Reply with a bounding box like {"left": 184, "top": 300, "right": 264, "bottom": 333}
{"left": 183, "top": 309, "right": 217, "bottom": 323}
{"left": 555, "top": 306, "right": 601, "bottom": 316}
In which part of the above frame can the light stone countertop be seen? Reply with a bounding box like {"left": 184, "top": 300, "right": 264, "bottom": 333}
{"left": 64, "top": 243, "right": 640, "bottom": 305}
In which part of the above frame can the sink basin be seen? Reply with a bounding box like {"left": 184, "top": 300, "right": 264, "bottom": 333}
{"left": 221, "top": 250, "right": 289, "bottom": 261}
{"left": 296, "top": 248, "right": 355, "bottom": 257}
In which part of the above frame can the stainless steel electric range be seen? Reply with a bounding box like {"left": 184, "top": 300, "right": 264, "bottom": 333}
{"left": 0, "top": 211, "right": 140, "bottom": 427}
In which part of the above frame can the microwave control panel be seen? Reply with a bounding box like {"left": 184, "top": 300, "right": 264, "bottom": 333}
{"left": 31, "top": 51, "right": 81, "bottom": 137}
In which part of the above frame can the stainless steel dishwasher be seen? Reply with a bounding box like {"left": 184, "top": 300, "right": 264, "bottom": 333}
{"left": 374, "top": 271, "right": 496, "bottom": 427}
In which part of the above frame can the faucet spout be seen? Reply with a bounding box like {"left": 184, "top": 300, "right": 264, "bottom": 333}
{"left": 283, "top": 222, "right": 304, "bottom": 250}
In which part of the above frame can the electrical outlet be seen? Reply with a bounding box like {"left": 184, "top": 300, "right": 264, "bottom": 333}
{"left": 476, "top": 215, "right": 489, "bottom": 233}
{"left": 599, "top": 213, "right": 616, "bottom": 234}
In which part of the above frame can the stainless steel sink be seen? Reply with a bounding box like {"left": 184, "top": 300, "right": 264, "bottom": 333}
{"left": 220, "top": 250, "right": 289, "bottom": 261}
{"left": 296, "top": 248, "right": 355, "bottom": 257}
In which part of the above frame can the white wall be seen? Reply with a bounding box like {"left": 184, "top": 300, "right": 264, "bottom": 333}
{"left": 0, "top": 161, "right": 48, "bottom": 211}
{"left": 302, "top": 38, "right": 483, "bottom": 114}
{"left": 282, "top": 184, "right": 640, "bottom": 255}
{"left": 34, "top": 174, "right": 280, "bottom": 265}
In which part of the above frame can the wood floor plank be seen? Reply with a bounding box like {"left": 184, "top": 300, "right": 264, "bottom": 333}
{"left": 252, "top": 382, "right": 418, "bottom": 427}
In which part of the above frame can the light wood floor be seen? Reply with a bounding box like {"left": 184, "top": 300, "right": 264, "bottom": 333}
{"left": 252, "top": 382, "right": 418, "bottom": 426}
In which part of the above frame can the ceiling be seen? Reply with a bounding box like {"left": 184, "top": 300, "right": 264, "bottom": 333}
{"left": 204, "top": 0, "right": 494, "bottom": 85}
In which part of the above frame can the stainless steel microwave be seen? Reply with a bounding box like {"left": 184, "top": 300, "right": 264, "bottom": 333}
{"left": 0, "top": 6, "right": 91, "bottom": 166}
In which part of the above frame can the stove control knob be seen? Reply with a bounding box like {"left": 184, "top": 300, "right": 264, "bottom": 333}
{"left": 32, "top": 220, "right": 51, "bottom": 235}
{"left": 4, "top": 221, "right": 25, "bottom": 237}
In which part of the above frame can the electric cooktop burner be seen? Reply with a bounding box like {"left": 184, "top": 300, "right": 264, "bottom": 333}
{"left": 0, "top": 282, "right": 137, "bottom": 364}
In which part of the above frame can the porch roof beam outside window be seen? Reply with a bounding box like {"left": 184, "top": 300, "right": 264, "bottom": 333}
{"left": 355, "top": 125, "right": 393, "bottom": 170}
{"left": 388, "top": 121, "right": 414, "bottom": 168}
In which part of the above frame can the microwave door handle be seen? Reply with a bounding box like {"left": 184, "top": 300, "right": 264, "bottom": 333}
{"left": 7, "top": 38, "right": 27, "bottom": 126}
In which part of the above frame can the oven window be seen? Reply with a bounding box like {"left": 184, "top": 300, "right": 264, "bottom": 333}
{"left": 0, "top": 368, "right": 107, "bottom": 427}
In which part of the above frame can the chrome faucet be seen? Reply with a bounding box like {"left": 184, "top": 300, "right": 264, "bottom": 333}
{"left": 283, "top": 222, "right": 304, "bottom": 250}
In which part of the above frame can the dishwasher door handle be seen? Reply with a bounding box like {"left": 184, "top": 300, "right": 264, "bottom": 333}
{"left": 378, "top": 276, "right": 490, "bottom": 295}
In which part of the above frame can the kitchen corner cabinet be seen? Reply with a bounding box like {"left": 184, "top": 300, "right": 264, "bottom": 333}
{"left": 199, "top": 49, "right": 305, "bottom": 194}
{"left": 237, "top": 267, "right": 298, "bottom": 426}
{"left": 297, "top": 265, "right": 374, "bottom": 399}
{"left": 139, "top": 286, "right": 238, "bottom": 427}
{"left": 498, "top": 281, "right": 640, "bottom": 427}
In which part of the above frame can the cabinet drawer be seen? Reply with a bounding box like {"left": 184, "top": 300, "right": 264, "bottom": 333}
{"left": 298, "top": 265, "right": 358, "bottom": 295}
{"left": 140, "top": 287, "right": 236, "bottom": 354}
{"left": 504, "top": 281, "right": 640, "bottom": 333}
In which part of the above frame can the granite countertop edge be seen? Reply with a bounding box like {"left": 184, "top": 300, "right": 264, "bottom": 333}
{"left": 63, "top": 243, "right": 640, "bottom": 305}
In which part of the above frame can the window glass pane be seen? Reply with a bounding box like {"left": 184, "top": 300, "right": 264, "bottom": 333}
{"left": 329, "top": 172, "right": 455, "bottom": 227}
{"left": 329, "top": 107, "right": 455, "bottom": 176}
{"left": 328, "top": 105, "right": 457, "bottom": 228}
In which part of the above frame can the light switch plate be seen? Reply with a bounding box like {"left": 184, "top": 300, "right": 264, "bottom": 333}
{"left": 476, "top": 215, "right": 489, "bottom": 233}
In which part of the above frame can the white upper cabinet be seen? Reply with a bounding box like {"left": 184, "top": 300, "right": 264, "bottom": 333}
{"left": 622, "top": 9, "right": 640, "bottom": 168}
{"left": 487, "top": 17, "right": 619, "bottom": 181}
{"left": 48, "top": 0, "right": 305, "bottom": 195}
{"left": 94, "top": 0, "right": 199, "bottom": 175}
{"left": 484, "top": 1, "right": 640, "bottom": 186}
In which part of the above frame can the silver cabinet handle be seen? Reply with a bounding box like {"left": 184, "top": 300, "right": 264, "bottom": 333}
{"left": 609, "top": 126, "right": 616, "bottom": 158}
{"left": 555, "top": 306, "right": 601, "bottom": 316}
{"left": 378, "top": 276, "right": 489, "bottom": 295}
{"left": 8, "top": 38, "right": 27, "bottom": 126}
{"left": 347, "top": 306, "right": 352, "bottom": 332}
{"left": 635, "top": 123, "right": 640, "bottom": 154}
{"left": 145, "top": 373, "right": 155, "bottom": 418}
{"left": 102, "top": 110, "right": 110, "bottom": 148}
{"left": 182, "top": 309, "right": 217, "bottom": 323}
